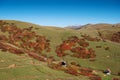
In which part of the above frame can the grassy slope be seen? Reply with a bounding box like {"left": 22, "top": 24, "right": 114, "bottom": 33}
{"left": 0, "top": 51, "right": 89, "bottom": 80}
{"left": 78, "top": 24, "right": 120, "bottom": 38}
{"left": 0, "top": 20, "right": 120, "bottom": 80}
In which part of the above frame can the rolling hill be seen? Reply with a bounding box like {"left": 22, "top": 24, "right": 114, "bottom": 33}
{"left": 67, "top": 23, "right": 120, "bottom": 42}
{"left": 0, "top": 20, "right": 120, "bottom": 80}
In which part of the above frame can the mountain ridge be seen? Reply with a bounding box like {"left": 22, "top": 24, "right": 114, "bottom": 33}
{"left": 65, "top": 23, "right": 120, "bottom": 30}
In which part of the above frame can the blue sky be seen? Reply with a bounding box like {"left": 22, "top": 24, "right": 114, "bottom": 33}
{"left": 0, "top": 0, "right": 120, "bottom": 27}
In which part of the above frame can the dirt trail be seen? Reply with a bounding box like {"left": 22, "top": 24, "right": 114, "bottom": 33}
{"left": 106, "top": 40, "right": 120, "bottom": 45}
{"left": 0, "top": 63, "right": 43, "bottom": 69}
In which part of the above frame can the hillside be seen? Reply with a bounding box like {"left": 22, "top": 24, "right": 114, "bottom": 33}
{"left": 0, "top": 20, "right": 120, "bottom": 80}
{"left": 76, "top": 24, "right": 120, "bottom": 43}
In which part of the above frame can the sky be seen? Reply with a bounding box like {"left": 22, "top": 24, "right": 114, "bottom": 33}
{"left": 0, "top": 0, "right": 120, "bottom": 27}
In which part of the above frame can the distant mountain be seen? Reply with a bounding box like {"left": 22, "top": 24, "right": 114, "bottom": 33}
{"left": 81, "top": 23, "right": 120, "bottom": 29}
{"left": 65, "top": 25, "right": 83, "bottom": 29}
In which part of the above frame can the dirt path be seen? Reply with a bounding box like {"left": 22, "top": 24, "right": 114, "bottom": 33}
{"left": 106, "top": 40, "right": 120, "bottom": 45}
{"left": 0, "top": 63, "right": 44, "bottom": 69}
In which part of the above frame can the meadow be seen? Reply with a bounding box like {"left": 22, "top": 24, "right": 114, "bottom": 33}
{"left": 0, "top": 20, "right": 120, "bottom": 80}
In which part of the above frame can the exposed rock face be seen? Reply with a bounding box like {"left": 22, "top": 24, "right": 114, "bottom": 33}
{"left": 8, "top": 64, "right": 16, "bottom": 68}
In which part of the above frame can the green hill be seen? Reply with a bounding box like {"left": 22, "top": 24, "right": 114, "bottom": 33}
{"left": 78, "top": 24, "right": 120, "bottom": 41}
{"left": 0, "top": 20, "right": 120, "bottom": 80}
